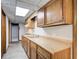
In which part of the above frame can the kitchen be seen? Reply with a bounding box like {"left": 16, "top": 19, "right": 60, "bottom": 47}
{"left": 1, "top": 0, "right": 77, "bottom": 59}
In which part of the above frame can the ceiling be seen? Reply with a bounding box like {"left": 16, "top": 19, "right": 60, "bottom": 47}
{"left": 1, "top": 0, "right": 49, "bottom": 23}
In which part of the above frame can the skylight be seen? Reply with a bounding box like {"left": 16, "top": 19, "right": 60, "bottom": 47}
{"left": 16, "top": 7, "right": 29, "bottom": 17}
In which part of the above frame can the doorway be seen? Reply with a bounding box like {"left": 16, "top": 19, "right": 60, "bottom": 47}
{"left": 11, "top": 23, "right": 19, "bottom": 42}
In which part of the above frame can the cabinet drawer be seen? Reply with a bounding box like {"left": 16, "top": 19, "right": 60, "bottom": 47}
{"left": 37, "top": 46, "right": 51, "bottom": 59}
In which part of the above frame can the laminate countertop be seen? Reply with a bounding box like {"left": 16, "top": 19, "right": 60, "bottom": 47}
{"left": 23, "top": 35, "right": 71, "bottom": 54}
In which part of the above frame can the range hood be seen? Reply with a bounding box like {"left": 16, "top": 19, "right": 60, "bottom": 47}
{"left": 25, "top": 17, "right": 36, "bottom": 29}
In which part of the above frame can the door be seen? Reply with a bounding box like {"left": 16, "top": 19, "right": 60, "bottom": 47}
{"left": 11, "top": 23, "right": 19, "bottom": 42}
{"left": 1, "top": 9, "right": 6, "bottom": 57}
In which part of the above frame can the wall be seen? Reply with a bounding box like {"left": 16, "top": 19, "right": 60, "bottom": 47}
{"left": 6, "top": 16, "right": 9, "bottom": 49}
{"left": 19, "top": 23, "right": 27, "bottom": 40}
{"left": 34, "top": 25, "right": 73, "bottom": 40}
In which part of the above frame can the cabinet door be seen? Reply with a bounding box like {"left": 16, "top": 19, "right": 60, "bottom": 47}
{"left": 37, "top": 46, "right": 51, "bottom": 59}
{"left": 22, "top": 37, "right": 26, "bottom": 49}
{"left": 27, "top": 40, "right": 31, "bottom": 58}
{"left": 63, "top": 0, "right": 73, "bottom": 24}
{"left": 21, "top": 37, "right": 28, "bottom": 53}
{"left": 30, "top": 42, "right": 37, "bottom": 59}
{"left": 46, "top": 0, "right": 64, "bottom": 25}
{"left": 37, "top": 8, "right": 45, "bottom": 27}
{"left": 54, "top": 48, "right": 71, "bottom": 59}
{"left": 21, "top": 36, "right": 24, "bottom": 47}
{"left": 21, "top": 37, "right": 31, "bottom": 58}
{"left": 24, "top": 38, "right": 28, "bottom": 53}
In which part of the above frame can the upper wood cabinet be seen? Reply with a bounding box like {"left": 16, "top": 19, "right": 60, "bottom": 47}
{"left": 37, "top": 7, "right": 45, "bottom": 27}
{"left": 63, "top": 0, "right": 73, "bottom": 24}
{"left": 46, "top": 0, "right": 64, "bottom": 25}
{"left": 37, "top": 0, "right": 73, "bottom": 27}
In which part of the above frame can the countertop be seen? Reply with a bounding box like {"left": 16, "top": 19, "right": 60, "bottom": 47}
{"left": 23, "top": 35, "right": 71, "bottom": 54}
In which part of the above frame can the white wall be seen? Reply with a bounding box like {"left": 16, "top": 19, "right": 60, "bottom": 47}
{"left": 34, "top": 25, "right": 73, "bottom": 40}
{"left": 6, "top": 16, "right": 9, "bottom": 49}
{"left": 19, "top": 23, "right": 28, "bottom": 40}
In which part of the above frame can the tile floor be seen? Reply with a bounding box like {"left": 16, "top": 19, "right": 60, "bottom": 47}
{"left": 2, "top": 42, "right": 28, "bottom": 59}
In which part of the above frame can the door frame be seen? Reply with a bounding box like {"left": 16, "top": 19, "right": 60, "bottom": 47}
{"left": 11, "top": 23, "right": 19, "bottom": 42}
{"left": 72, "top": 0, "right": 77, "bottom": 59}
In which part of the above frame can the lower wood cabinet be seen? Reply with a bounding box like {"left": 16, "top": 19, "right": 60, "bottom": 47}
{"left": 27, "top": 40, "right": 31, "bottom": 58}
{"left": 21, "top": 36, "right": 28, "bottom": 52}
{"left": 21, "top": 36, "right": 71, "bottom": 59}
{"left": 37, "top": 52, "right": 46, "bottom": 59}
{"left": 30, "top": 42, "right": 37, "bottom": 59}
{"left": 21, "top": 36, "right": 31, "bottom": 58}
{"left": 37, "top": 46, "right": 51, "bottom": 59}
{"left": 24, "top": 38, "right": 28, "bottom": 52}
{"left": 21, "top": 36, "right": 25, "bottom": 49}
{"left": 53, "top": 48, "right": 71, "bottom": 59}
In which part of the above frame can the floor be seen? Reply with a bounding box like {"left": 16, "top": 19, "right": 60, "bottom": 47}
{"left": 2, "top": 42, "right": 28, "bottom": 59}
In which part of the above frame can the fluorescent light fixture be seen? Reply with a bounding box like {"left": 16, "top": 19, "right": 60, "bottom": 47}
{"left": 16, "top": 6, "right": 29, "bottom": 17}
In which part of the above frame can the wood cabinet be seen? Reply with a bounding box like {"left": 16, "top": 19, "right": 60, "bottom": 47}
{"left": 63, "top": 0, "right": 73, "bottom": 24}
{"left": 30, "top": 42, "right": 37, "bottom": 59}
{"left": 21, "top": 36, "right": 71, "bottom": 59}
{"left": 37, "top": 0, "right": 73, "bottom": 27}
{"left": 21, "top": 36, "right": 25, "bottom": 48}
{"left": 37, "top": 52, "right": 46, "bottom": 59}
{"left": 22, "top": 37, "right": 28, "bottom": 52}
{"left": 46, "top": 0, "right": 64, "bottom": 25}
{"left": 27, "top": 40, "right": 31, "bottom": 58}
{"left": 37, "top": 46, "right": 51, "bottom": 59}
{"left": 52, "top": 48, "right": 71, "bottom": 59}
{"left": 21, "top": 36, "right": 31, "bottom": 58}
{"left": 37, "top": 7, "right": 45, "bottom": 27}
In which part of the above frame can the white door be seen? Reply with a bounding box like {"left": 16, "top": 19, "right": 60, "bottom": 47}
{"left": 12, "top": 24, "right": 19, "bottom": 42}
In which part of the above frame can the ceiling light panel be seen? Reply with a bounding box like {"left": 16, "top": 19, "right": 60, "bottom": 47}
{"left": 16, "top": 6, "right": 29, "bottom": 17}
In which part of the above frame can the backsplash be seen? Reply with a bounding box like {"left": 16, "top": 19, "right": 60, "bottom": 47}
{"left": 33, "top": 25, "right": 73, "bottom": 40}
